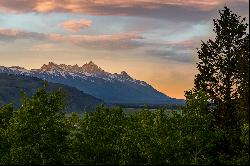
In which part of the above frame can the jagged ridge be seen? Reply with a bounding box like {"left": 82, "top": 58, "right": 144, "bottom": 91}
{"left": 0, "top": 62, "right": 184, "bottom": 104}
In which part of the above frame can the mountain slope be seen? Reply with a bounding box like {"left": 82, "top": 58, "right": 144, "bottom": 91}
{"left": 0, "top": 62, "right": 185, "bottom": 104}
{"left": 0, "top": 73, "right": 103, "bottom": 113}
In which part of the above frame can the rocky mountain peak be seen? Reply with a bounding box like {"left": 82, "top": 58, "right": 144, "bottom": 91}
{"left": 38, "top": 61, "right": 136, "bottom": 79}
{"left": 40, "top": 62, "right": 61, "bottom": 71}
{"left": 121, "top": 71, "right": 128, "bottom": 76}
{"left": 81, "top": 61, "right": 106, "bottom": 74}
{"left": 120, "top": 71, "right": 132, "bottom": 79}
{"left": 82, "top": 61, "right": 98, "bottom": 68}
{"left": 88, "top": 61, "right": 95, "bottom": 65}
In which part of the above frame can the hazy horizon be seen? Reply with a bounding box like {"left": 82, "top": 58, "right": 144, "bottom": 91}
{"left": 0, "top": 0, "right": 249, "bottom": 99}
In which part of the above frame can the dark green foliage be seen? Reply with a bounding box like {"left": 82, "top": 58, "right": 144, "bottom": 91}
{"left": 191, "top": 6, "right": 249, "bottom": 165}
{"left": 0, "top": 104, "right": 14, "bottom": 129}
{"left": 62, "top": 91, "right": 224, "bottom": 165}
{"left": 0, "top": 86, "right": 248, "bottom": 164}
{"left": 64, "top": 106, "right": 128, "bottom": 165}
{"left": 194, "top": 6, "right": 249, "bottom": 127}
{"left": 236, "top": 33, "right": 249, "bottom": 124}
{"left": 0, "top": 104, "right": 14, "bottom": 162}
{"left": 2, "top": 88, "right": 68, "bottom": 164}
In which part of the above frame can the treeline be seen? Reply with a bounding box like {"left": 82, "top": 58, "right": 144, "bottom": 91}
{"left": 0, "top": 88, "right": 248, "bottom": 165}
{"left": 114, "top": 103, "right": 183, "bottom": 110}
{"left": 0, "top": 6, "right": 249, "bottom": 165}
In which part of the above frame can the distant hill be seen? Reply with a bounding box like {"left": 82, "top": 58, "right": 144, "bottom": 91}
{"left": 0, "top": 73, "right": 103, "bottom": 113}
{"left": 0, "top": 62, "right": 185, "bottom": 105}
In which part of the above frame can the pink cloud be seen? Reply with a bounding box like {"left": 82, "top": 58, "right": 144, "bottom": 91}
{"left": 1, "top": 0, "right": 247, "bottom": 22}
{"left": 0, "top": 28, "right": 46, "bottom": 40}
{"left": 47, "top": 32, "right": 144, "bottom": 49}
{"left": 0, "top": 0, "right": 226, "bottom": 14}
{"left": 0, "top": 28, "right": 23, "bottom": 36}
{"left": 0, "top": 28, "right": 144, "bottom": 49}
{"left": 61, "top": 19, "right": 92, "bottom": 32}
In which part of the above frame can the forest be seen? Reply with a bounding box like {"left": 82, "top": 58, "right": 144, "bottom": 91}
{"left": 0, "top": 7, "right": 249, "bottom": 165}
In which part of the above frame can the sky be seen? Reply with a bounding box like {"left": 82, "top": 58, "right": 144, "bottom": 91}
{"left": 0, "top": 0, "right": 249, "bottom": 99}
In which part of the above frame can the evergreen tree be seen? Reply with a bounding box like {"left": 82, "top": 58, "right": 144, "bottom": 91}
{"left": 194, "top": 6, "right": 249, "bottom": 128}
{"left": 236, "top": 34, "right": 249, "bottom": 123}
{"left": 193, "top": 6, "right": 249, "bottom": 160}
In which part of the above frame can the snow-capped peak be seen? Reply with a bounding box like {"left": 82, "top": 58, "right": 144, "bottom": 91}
{"left": 0, "top": 62, "right": 148, "bottom": 86}
{"left": 0, "top": 62, "right": 178, "bottom": 104}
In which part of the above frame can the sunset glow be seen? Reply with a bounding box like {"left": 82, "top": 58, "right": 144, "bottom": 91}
{"left": 0, "top": 0, "right": 249, "bottom": 99}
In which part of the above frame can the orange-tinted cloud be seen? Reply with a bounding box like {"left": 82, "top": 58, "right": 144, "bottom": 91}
{"left": 0, "top": 0, "right": 225, "bottom": 12}
{"left": 0, "top": 28, "right": 143, "bottom": 49}
{"left": 1, "top": 0, "right": 248, "bottom": 22}
{"left": 35, "top": 0, "right": 59, "bottom": 12}
{"left": 0, "top": 1, "right": 225, "bottom": 15}
{"left": 47, "top": 32, "right": 144, "bottom": 49}
{"left": 61, "top": 19, "right": 92, "bottom": 32}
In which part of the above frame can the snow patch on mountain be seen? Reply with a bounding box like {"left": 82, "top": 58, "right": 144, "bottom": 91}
{"left": 0, "top": 62, "right": 184, "bottom": 104}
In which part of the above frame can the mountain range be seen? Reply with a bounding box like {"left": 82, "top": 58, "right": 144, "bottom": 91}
{"left": 0, "top": 73, "right": 103, "bottom": 113}
{"left": 0, "top": 62, "right": 185, "bottom": 105}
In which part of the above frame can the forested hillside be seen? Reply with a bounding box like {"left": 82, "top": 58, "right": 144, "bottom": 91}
{"left": 0, "top": 73, "right": 103, "bottom": 113}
